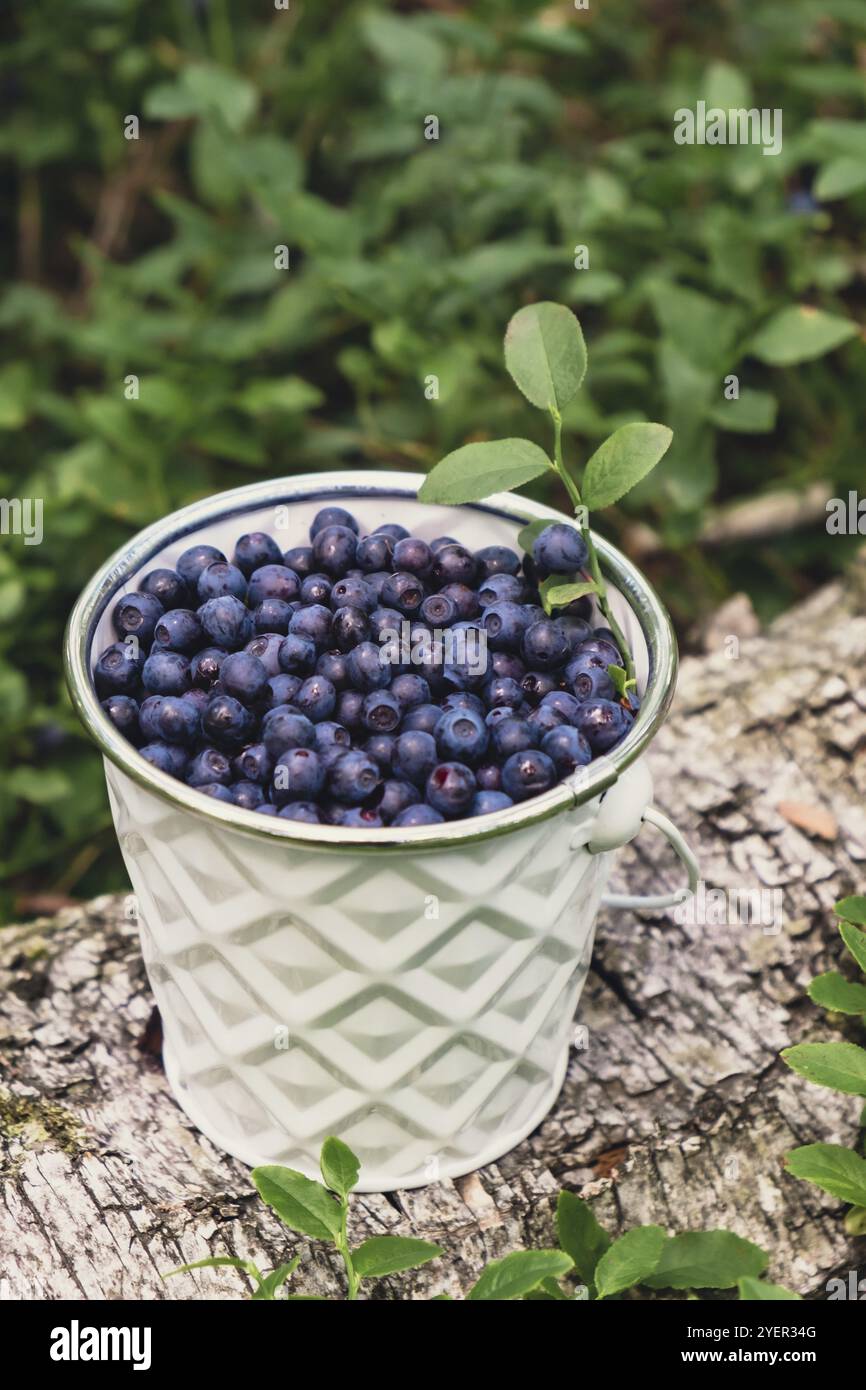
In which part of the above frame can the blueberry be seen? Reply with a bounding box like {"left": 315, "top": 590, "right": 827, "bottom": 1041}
{"left": 182, "top": 687, "right": 209, "bottom": 717}
{"left": 594, "top": 626, "right": 619, "bottom": 646}
{"left": 363, "top": 732, "right": 396, "bottom": 771}
{"left": 435, "top": 707, "right": 489, "bottom": 764}
{"left": 316, "top": 649, "right": 349, "bottom": 688}
{"left": 300, "top": 573, "right": 333, "bottom": 605}
{"left": 278, "top": 633, "right": 317, "bottom": 675}
{"left": 152, "top": 608, "right": 204, "bottom": 654}
{"left": 362, "top": 689, "right": 401, "bottom": 733}
{"left": 381, "top": 571, "right": 425, "bottom": 617}
{"left": 264, "top": 673, "right": 302, "bottom": 709}
{"left": 253, "top": 598, "right": 294, "bottom": 635}
{"left": 331, "top": 605, "right": 370, "bottom": 651}
{"left": 331, "top": 576, "right": 374, "bottom": 612}
{"left": 310, "top": 506, "right": 359, "bottom": 539}
{"left": 377, "top": 779, "right": 420, "bottom": 822}
{"left": 187, "top": 747, "right": 233, "bottom": 786}
{"left": 140, "top": 742, "right": 189, "bottom": 778}
{"left": 401, "top": 702, "right": 441, "bottom": 735}
{"left": 368, "top": 607, "right": 403, "bottom": 644}
{"left": 100, "top": 694, "right": 141, "bottom": 743}
{"left": 362, "top": 571, "right": 392, "bottom": 603}
{"left": 491, "top": 717, "right": 536, "bottom": 759}
{"left": 202, "top": 694, "right": 254, "bottom": 750}
{"left": 393, "top": 729, "right": 438, "bottom": 787}
{"left": 272, "top": 747, "right": 325, "bottom": 804}
{"left": 328, "top": 750, "right": 382, "bottom": 805}
{"left": 441, "top": 690, "right": 485, "bottom": 716}
{"left": 420, "top": 593, "right": 457, "bottom": 627}
{"left": 476, "top": 763, "right": 502, "bottom": 791}
{"left": 262, "top": 706, "right": 316, "bottom": 758}
{"left": 477, "top": 573, "right": 524, "bottom": 608}
{"left": 483, "top": 675, "right": 523, "bottom": 708}
{"left": 340, "top": 806, "right": 385, "bottom": 828}
{"left": 490, "top": 650, "right": 525, "bottom": 682}
{"left": 426, "top": 762, "right": 477, "bottom": 818}
{"left": 139, "top": 568, "right": 188, "bottom": 611}
{"left": 335, "top": 689, "right": 364, "bottom": 731}
{"left": 141, "top": 648, "right": 190, "bottom": 696}
{"left": 521, "top": 671, "right": 560, "bottom": 706}
{"left": 431, "top": 544, "right": 476, "bottom": 587}
{"left": 568, "top": 660, "right": 616, "bottom": 702}
{"left": 312, "top": 524, "right": 357, "bottom": 576}
{"left": 257, "top": 804, "right": 280, "bottom": 817}
{"left": 356, "top": 533, "right": 394, "bottom": 571}
{"left": 94, "top": 641, "right": 145, "bottom": 696}
{"left": 232, "top": 532, "right": 283, "bottom": 577}
{"left": 392, "top": 536, "right": 433, "bottom": 577}
{"left": 386, "top": 674, "right": 425, "bottom": 712}
{"left": 541, "top": 690, "right": 583, "bottom": 724}
{"left": 282, "top": 545, "right": 314, "bottom": 577}
{"left": 235, "top": 743, "right": 274, "bottom": 785}
{"left": 278, "top": 801, "right": 322, "bottom": 824}
{"left": 247, "top": 564, "right": 300, "bottom": 606}
{"left": 139, "top": 695, "right": 165, "bottom": 741}
{"left": 346, "top": 641, "right": 391, "bottom": 692}
{"left": 541, "top": 725, "right": 592, "bottom": 776}
{"left": 557, "top": 615, "right": 593, "bottom": 650}
{"left": 526, "top": 704, "right": 565, "bottom": 738}
{"left": 198, "top": 595, "right": 253, "bottom": 650}
{"left": 388, "top": 802, "right": 442, "bottom": 828}
{"left": 314, "top": 721, "right": 352, "bottom": 755}
{"left": 244, "top": 632, "right": 284, "bottom": 677}
{"left": 295, "top": 675, "right": 337, "bottom": 722}
{"left": 176, "top": 543, "right": 226, "bottom": 587}
{"left": 288, "top": 603, "right": 332, "bottom": 648}
{"left": 573, "top": 637, "right": 621, "bottom": 669}
{"left": 474, "top": 545, "right": 521, "bottom": 579}
{"left": 373, "top": 523, "right": 409, "bottom": 542}
{"left": 155, "top": 695, "right": 201, "bottom": 745}
{"left": 471, "top": 790, "right": 513, "bottom": 816}
{"left": 523, "top": 619, "right": 570, "bottom": 670}
{"left": 573, "top": 699, "right": 632, "bottom": 753}
{"left": 198, "top": 782, "right": 235, "bottom": 803}
{"left": 220, "top": 651, "right": 269, "bottom": 704}
{"left": 440, "top": 583, "right": 480, "bottom": 621}
{"left": 112, "top": 591, "right": 164, "bottom": 646}
{"left": 532, "top": 523, "right": 588, "bottom": 576}
{"left": 233, "top": 780, "right": 266, "bottom": 811}
{"left": 501, "top": 749, "right": 556, "bottom": 801}
{"left": 482, "top": 600, "right": 527, "bottom": 652}
{"left": 197, "top": 560, "right": 248, "bottom": 603}
{"left": 485, "top": 704, "right": 517, "bottom": 727}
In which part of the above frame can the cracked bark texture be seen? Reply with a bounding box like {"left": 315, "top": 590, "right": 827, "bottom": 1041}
{"left": 2, "top": 561, "right": 866, "bottom": 1301}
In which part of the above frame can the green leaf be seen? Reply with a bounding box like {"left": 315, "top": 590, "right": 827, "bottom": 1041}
{"left": 319, "top": 1137, "right": 360, "bottom": 1199}
{"left": 840, "top": 923, "right": 866, "bottom": 977}
{"left": 786, "top": 1143, "right": 866, "bottom": 1207}
{"left": 644, "top": 1231, "right": 768, "bottom": 1289}
{"left": 418, "top": 439, "right": 552, "bottom": 505}
{"left": 251, "top": 1258, "right": 300, "bottom": 1300}
{"left": 467, "top": 1250, "right": 574, "bottom": 1301}
{"left": 236, "top": 377, "right": 324, "bottom": 416}
{"left": 808, "top": 971, "right": 866, "bottom": 1015}
{"left": 517, "top": 519, "right": 550, "bottom": 555}
{"left": 814, "top": 158, "right": 866, "bottom": 201}
{"left": 750, "top": 306, "right": 859, "bottom": 366}
{"left": 607, "top": 664, "right": 629, "bottom": 699}
{"left": 836, "top": 895, "right": 866, "bottom": 927}
{"left": 708, "top": 389, "right": 778, "bottom": 434}
{"left": 781, "top": 1041, "right": 866, "bottom": 1096}
{"left": 738, "top": 1276, "right": 801, "bottom": 1301}
{"left": 539, "top": 575, "right": 599, "bottom": 614}
{"left": 163, "top": 1255, "right": 259, "bottom": 1280}
{"left": 581, "top": 422, "right": 673, "bottom": 510}
{"left": 145, "top": 64, "right": 257, "bottom": 133}
{"left": 252, "top": 1166, "right": 342, "bottom": 1241}
{"left": 844, "top": 1207, "right": 866, "bottom": 1236}
{"left": 7, "top": 768, "right": 72, "bottom": 805}
{"left": 594, "top": 1226, "right": 666, "bottom": 1299}
{"left": 504, "top": 302, "right": 587, "bottom": 412}
{"left": 352, "top": 1236, "right": 441, "bottom": 1280}
{"left": 556, "top": 1191, "right": 611, "bottom": 1284}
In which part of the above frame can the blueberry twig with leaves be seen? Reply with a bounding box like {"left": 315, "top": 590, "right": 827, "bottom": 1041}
{"left": 419, "top": 302, "right": 673, "bottom": 695}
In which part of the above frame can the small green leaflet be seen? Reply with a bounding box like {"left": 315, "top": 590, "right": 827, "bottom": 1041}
{"left": 467, "top": 1249, "right": 573, "bottom": 1300}
{"left": 163, "top": 1255, "right": 260, "bottom": 1281}
{"left": 594, "top": 1225, "right": 666, "bottom": 1299}
{"left": 644, "top": 1231, "right": 768, "bottom": 1290}
{"left": 749, "top": 306, "right": 859, "bottom": 366}
{"left": 781, "top": 1041, "right": 866, "bottom": 1096}
{"left": 836, "top": 895, "right": 866, "bottom": 927}
{"left": 581, "top": 422, "right": 673, "bottom": 511}
{"left": 320, "top": 1136, "right": 360, "bottom": 1199}
{"left": 418, "top": 438, "right": 552, "bottom": 506}
{"left": 539, "top": 575, "right": 598, "bottom": 614}
{"left": 840, "top": 922, "right": 866, "bottom": 976}
{"left": 785, "top": 1143, "right": 866, "bottom": 1208}
{"left": 504, "top": 302, "right": 587, "bottom": 413}
{"left": 607, "top": 664, "right": 636, "bottom": 700}
{"left": 555, "top": 1191, "right": 611, "bottom": 1285}
{"left": 251, "top": 1259, "right": 300, "bottom": 1300}
{"left": 352, "top": 1236, "right": 441, "bottom": 1280}
{"left": 252, "top": 1166, "right": 343, "bottom": 1241}
{"left": 807, "top": 971, "right": 866, "bottom": 1016}
{"left": 517, "top": 518, "right": 549, "bottom": 555}
{"left": 737, "top": 1276, "right": 801, "bottom": 1301}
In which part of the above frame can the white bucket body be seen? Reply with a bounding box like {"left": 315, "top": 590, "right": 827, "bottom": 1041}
{"left": 73, "top": 475, "right": 676, "bottom": 1192}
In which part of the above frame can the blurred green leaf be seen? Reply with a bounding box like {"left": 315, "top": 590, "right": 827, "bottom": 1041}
{"left": 750, "top": 306, "right": 860, "bottom": 365}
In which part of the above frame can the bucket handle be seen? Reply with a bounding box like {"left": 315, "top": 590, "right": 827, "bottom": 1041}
{"left": 581, "top": 761, "right": 700, "bottom": 912}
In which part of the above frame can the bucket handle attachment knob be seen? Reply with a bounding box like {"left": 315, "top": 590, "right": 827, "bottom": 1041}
{"left": 582, "top": 761, "right": 700, "bottom": 912}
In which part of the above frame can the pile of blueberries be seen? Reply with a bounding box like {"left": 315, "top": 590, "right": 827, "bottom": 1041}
{"left": 93, "top": 507, "right": 635, "bottom": 829}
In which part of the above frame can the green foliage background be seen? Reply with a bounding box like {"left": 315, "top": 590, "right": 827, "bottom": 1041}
{"left": 1, "top": 0, "right": 864, "bottom": 914}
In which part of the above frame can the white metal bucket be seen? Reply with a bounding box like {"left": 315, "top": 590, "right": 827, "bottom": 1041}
{"left": 65, "top": 471, "right": 698, "bottom": 1191}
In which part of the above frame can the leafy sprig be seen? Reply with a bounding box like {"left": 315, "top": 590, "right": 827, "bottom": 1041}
{"left": 419, "top": 302, "right": 673, "bottom": 686}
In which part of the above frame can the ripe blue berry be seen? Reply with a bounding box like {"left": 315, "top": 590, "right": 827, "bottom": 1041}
{"left": 244, "top": 633, "right": 283, "bottom": 677}
{"left": 235, "top": 743, "right": 274, "bottom": 785}
{"left": 272, "top": 747, "right": 325, "bottom": 805}
{"left": 300, "top": 573, "right": 332, "bottom": 605}
{"left": 401, "top": 702, "right": 442, "bottom": 735}
{"left": 541, "top": 689, "right": 583, "bottom": 724}
{"left": 526, "top": 704, "right": 565, "bottom": 738}
{"left": 420, "top": 593, "right": 457, "bottom": 627}
{"left": 331, "top": 605, "right": 370, "bottom": 651}
{"left": 381, "top": 571, "right": 425, "bottom": 616}
{"left": 471, "top": 790, "right": 513, "bottom": 816}
{"left": 278, "top": 801, "right": 322, "bottom": 824}
{"left": 202, "top": 694, "right": 254, "bottom": 750}
{"left": 278, "top": 633, "right": 317, "bottom": 676}
{"left": 328, "top": 750, "right": 382, "bottom": 805}
{"left": 476, "top": 763, "right": 502, "bottom": 791}
{"left": 262, "top": 706, "right": 316, "bottom": 758}
{"left": 197, "top": 561, "right": 248, "bottom": 603}
{"left": 435, "top": 707, "right": 489, "bottom": 764}
{"left": 316, "top": 650, "right": 349, "bottom": 688}
{"left": 440, "top": 583, "right": 481, "bottom": 621}
{"left": 95, "top": 641, "right": 145, "bottom": 696}
{"left": 176, "top": 543, "right": 226, "bottom": 587}
{"left": 155, "top": 695, "right": 200, "bottom": 745}
{"left": 431, "top": 544, "right": 476, "bottom": 587}
{"left": 521, "top": 670, "right": 559, "bottom": 705}
{"left": 363, "top": 732, "right": 396, "bottom": 771}
{"left": 356, "top": 533, "right": 394, "bottom": 572}
{"left": 523, "top": 619, "right": 570, "bottom": 670}
{"left": 295, "top": 675, "right": 337, "bottom": 723}
{"left": 393, "top": 536, "right": 433, "bottom": 577}
{"left": 346, "top": 641, "right": 391, "bottom": 692}
{"left": 253, "top": 599, "right": 294, "bottom": 635}
{"left": 491, "top": 717, "right": 536, "bottom": 759}
{"left": 392, "top": 803, "right": 444, "bottom": 827}
{"left": 572, "top": 637, "right": 621, "bottom": 669}
{"left": 198, "top": 595, "right": 253, "bottom": 650}
{"left": 532, "top": 523, "right": 588, "bottom": 575}
{"left": 187, "top": 747, "right": 232, "bottom": 786}
{"left": 331, "top": 576, "right": 374, "bottom": 612}
{"left": 113, "top": 591, "right": 164, "bottom": 646}
{"left": 393, "top": 729, "right": 437, "bottom": 786}
{"left": 541, "top": 725, "right": 592, "bottom": 776}
{"left": 282, "top": 545, "right": 314, "bottom": 577}
{"left": 573, "top": 699, "right": 632, "bottom": 753}
{"left": 362, "top": 689, "right": 401, "bottom": 733}
{"left": 233, "top": 780, "right": 266, "bottom": 811}
{"left": 312, "top": 524, "right": 357, "bottom": 576}
{"left": 501, "top": 749, "right": 556, "bottom": 801}
{"left": 483, "top": 675, "right": 523, "bottom": 708}
{"left": 390, "top": 673, "right": 430, "bottom": 711}
{"left": 373, "top": 523, "right": 409, "bottom": 542}
{"left": 426, "top": 762, "right": 477, "bottom": 818}
{"left": 477, "top": 573, "right": 523, "bottom": 608}
{"left": 100, "top": 694, "right": 140, "bottom": 743}
{"left": 474, "top": 545, "right": 520, "bottom": 579}
{"left": 140, "top": 742, "right": 189, "bottom": 778}
{"left": 314, "top": 721, "right": 352, "bottom": 755}
{"left": 340, "top": 807, "right": 386, "bottom": 828}
{"left": 199, "top": 782, "right": 235, "bottom": 803}
{"left": 263, "top": 673, "right": 302, "bottom": 709}
{"left": 376, "top": 779, "right": 420, "bottom": 822}
{"left": 152, "top": 608, "right": 204, "bottom": 654}
{"left": 233, "top": 532, "right": 283, "bottom": 576}
{"left": 139, "top": 568, "right": 188, "bottom": 611}
{"left": 288, "top": 603, "right": 332, "bottom": 648}
{"left": 141, "top": 648, "right": 190, "bottom": 696}
{"left": 335, "top": 689, "right": 364, "bottom": 731}
{"left": 247, "top": 564, "right": 301, "bottom": 606}
{"left": 482, "top": 600, "right": 527, "bottom": 652}
{"left": 220, "top": 651, "right": 269, "bottom": 704}
{"left": 310, "top": 506, "right": 359, "bottom": 538}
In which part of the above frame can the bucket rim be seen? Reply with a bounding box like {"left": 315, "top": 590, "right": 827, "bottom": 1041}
{"left": 64, "top": 470, "right": 678, "bottom": 853}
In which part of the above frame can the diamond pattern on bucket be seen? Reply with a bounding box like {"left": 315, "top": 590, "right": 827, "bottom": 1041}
{"left": 106, "top": 760, "right": 612, "bottom": 1189}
